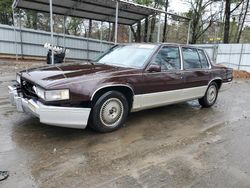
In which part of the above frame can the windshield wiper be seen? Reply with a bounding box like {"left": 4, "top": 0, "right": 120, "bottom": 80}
{"left": 81, "top": 60, "right": 94, "bottom": 65}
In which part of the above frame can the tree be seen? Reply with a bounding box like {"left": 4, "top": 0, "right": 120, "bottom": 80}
{"left": 130, "top": 0, "right": 165, "bottom": 42}
{"left": 241, "top": 25, "right": 250, "bottom": 42}
{"left": 0, "top": 0, "right": 13, "bottom": 25}
{"left": 131, "top": 0, "right": 153, "bottom": 42}
{"left": 235, "top": 0, "right": 249, "bottom": 43}
{"left": 67, "top": 17, "right": 83, "bottom": 36}
{"left": 148, "top": 0, "right": 165, "bottom": 42}
{"left": 162, "top": 0, "right": 169, "bottom": 42}
{"left": 223, "top": 0, "right": 244, "bottom": 43}
{"left": 187, "top": 0, "right": 218, "bottom": 44}
{"left": 25, "top": 10, "right": 38, "bottom": 29}
{"left": 224, "top": 0, "right": 231, "bottom": 43}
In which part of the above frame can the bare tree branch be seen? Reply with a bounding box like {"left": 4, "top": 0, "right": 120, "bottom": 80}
{"left": 230, "top": 0, "right": 244, "bottom": 13}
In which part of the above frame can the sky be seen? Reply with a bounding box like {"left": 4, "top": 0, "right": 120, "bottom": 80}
{"left": 169, "top": 0, "right": 190, "bottom": 13}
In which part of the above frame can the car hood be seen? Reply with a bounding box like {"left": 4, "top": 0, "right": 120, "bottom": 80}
{"left": 20, "top": 62, "right": 137, "bottom": 88}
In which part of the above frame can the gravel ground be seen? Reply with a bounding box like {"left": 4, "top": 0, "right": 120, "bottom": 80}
{"left": 0, "top": 60, "right": 250, "bottom": 188}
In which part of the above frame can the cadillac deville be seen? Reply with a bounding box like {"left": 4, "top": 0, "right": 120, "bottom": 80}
{"left": 9, "top": 43, "right": 233, "bottom": 132}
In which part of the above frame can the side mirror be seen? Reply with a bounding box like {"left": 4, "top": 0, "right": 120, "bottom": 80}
{"left": 147, "top": 64, "right": 161, "bottom": 72}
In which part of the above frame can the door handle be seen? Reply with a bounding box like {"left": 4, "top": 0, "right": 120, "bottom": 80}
{"left": 175, "top": 72, "right": 183, "bottom": 75}
{"left": 175, "top": 72, "right": 184, "bottom": 79}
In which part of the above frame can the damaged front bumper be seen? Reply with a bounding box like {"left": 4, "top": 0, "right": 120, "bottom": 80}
{"left": 8, "top": 86, "right": 91, "bottom": 129}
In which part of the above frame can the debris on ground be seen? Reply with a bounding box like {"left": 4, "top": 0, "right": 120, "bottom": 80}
{"left": 234, "top": 70, "right": 250, "bottom": 79}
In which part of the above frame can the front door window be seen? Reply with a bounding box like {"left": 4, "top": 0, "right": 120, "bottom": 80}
{"left": 150, "top": 46, "right": 181, "bottom": 71}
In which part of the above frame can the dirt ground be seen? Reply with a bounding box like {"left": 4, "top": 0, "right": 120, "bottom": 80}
{"left": 1, "top": 60, "right": 250, "bottom": 188}
{"left": 233, "top": 70, "right": 250, "bottom": 79}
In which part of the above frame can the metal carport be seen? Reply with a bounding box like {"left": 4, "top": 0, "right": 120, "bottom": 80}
{"left": 12, "top": 0, "right": 191, "bottom": 64}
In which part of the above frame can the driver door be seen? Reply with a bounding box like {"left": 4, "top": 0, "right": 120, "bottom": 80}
{"left": 140, "top": 45, "right": 184, "bottom": 109}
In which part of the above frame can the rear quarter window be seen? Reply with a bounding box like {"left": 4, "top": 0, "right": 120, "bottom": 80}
{"left": 198, "top": 49, "right": 210, "bottom": 69}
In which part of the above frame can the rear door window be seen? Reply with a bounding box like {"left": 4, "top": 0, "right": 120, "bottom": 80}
{"left": 182, "top": 48, "right": 202, "bottom": 69}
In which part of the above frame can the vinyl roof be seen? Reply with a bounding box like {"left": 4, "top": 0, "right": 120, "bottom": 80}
{"left": 12, "top": 0, "right": 190, "bottom": 26}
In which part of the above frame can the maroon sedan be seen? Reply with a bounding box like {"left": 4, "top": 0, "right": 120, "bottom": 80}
{"left": 9, "top": 43, "right": 233, "bottom": 132}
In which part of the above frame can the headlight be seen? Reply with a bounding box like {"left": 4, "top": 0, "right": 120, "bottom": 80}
{"left": 16, "top": 74, "right": 21, "bottom": 84}
{"left": 36, "top": 87, "right": 45, "bottom": 100}
{"left": 35, "top": 87, "right": 69, "bottom": 101}
{"left": 45, "top": 89, "right": 70, "bottom": 101}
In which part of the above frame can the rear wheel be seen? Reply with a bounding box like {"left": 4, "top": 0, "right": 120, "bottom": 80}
{"left": 199, "top": 82, "right": 218, "bottom": 108}
{"left": 90, "top": 91, "right": 129, "bottom": 133}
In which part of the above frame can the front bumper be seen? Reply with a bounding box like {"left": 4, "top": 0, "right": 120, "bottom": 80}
{"left": 8, "top": 86, "right": 91, "bottom": 129}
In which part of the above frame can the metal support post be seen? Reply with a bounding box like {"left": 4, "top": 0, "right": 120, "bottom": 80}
{"left": 129, "top": 26, "right": 132, "bottom": 43}
{"left": 115, "top": 0, "right": 119, "bottom": 44}
{"left": 100, "top": 22, "right": 103, "bottom": 53}
{"left": 12, "top": 8, "right": 18, "bottom": 61}
{"left": 18, "top": 9, "right": 23, "bottom": 59}
{"left": 238, "top": 44, "right": 244, "bottom": 70}
{"left": 63, "top": 15, "right": 66, "bottom": 48}
{"left": 187, "top": 20, "right": 191, "bottom": 44}
{"left": 63, "top": 15, "right": 66, "bottom": 62}
{"left": 49, "top": 0, "right": 54, "bottom": 65}
{"left": 157, "top": 13, "right": 161, "bottom": 43}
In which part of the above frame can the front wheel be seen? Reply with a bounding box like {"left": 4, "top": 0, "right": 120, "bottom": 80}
{"left": 90, "top": 91, "right": 129, "bottom": 133}
{"left": 199, "top": 82, "right": 218, "bottom": 108}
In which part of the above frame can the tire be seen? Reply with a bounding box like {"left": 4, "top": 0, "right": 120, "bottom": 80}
{"left": 90, "top": 91, "right": 129, "bottom": 133}
{"left": 199, "top": 82, "right": 218, "bottom": 108}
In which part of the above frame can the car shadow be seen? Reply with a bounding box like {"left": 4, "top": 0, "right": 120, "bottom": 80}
{"left": 11, "top": 100, "right": 216, "bottom": 153}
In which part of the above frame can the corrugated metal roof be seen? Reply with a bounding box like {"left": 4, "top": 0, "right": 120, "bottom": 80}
{"left": 12, "top": 0, "right": 190, "bottom": 25}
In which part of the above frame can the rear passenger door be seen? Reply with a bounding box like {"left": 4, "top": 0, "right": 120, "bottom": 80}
{"left": 181, "top": 47, "right": 211, "bottom": 99}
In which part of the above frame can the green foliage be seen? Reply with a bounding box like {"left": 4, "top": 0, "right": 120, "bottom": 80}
{"left": 67, "top": 17, "right": 83, "bottom": 36}
{"left": 25, "top": 10, "right": 38, "bottom": 29}
{"left": 135, "top": 0, "right": 153, "bottom": 6}
{"left": 0, "top": 0, "right": 13, "bottom": 25}
{"left": 241, "top": 26, "right": 250, "bottom": 43}
{"left": 0, "top": 0, "right": 12, "bottom": 13}
{"left": 134, "top": 0, "right": 165, "bottom": 8}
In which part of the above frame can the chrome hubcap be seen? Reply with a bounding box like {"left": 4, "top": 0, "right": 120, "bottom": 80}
{"left": 207, "top": 85, "right": 217, "bottom": 104}
{"left": 100, "top": 98, "right": 124, "bottom": 127}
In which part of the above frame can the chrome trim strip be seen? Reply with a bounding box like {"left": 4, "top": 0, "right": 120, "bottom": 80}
{"left": 179, "top": 46, "right": 184, "bottom": 70}
{"left": 90, "top": 84, "right": 135, "bottom": 101}
{"left": 208, "top": 77, "right": 222, "bottom": 86}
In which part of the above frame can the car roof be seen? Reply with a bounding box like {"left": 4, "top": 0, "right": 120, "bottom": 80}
{"left": 120, "top": 43, "right": 201, "bottom": 49}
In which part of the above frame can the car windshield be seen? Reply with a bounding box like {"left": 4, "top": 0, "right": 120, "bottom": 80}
{"left": 94, "top": 44, "right": 157, "bottom": 68}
